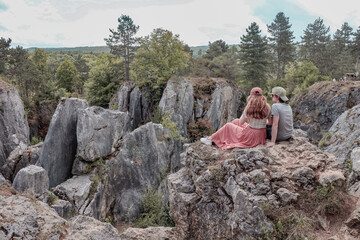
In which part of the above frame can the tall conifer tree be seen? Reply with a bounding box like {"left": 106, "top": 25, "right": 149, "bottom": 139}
{"left": 239, "top": 22, "right": 269, "bottom": 90}
{"left": 267, "top": 12, "right": 295, "bottom": 79}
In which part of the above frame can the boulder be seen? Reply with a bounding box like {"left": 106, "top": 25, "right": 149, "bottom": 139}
{"left": 53, "top": 175, "right": 93, "bottom": 212}
{"left": 76, "top": 106, "right": 132, "bottom": 162}
{"left": 324, "top": 103, "right": 360, "bottom": 164}
{"left": 1, "top": 142, "right": 42, "bottom": 181}
{"left": 51, "top": 199, "right": 73, "bottom": 219}
{"left": 12, "top": 165, "right": 49, "bottom": 200}
{"left": 39, "top": 98, "right": 88, "bottom": 188}
{"left": 0, "top": 172, "right": 5, "bottom": 184}
{"left": 0, "top": 79, "right": 29, "bottom": 167}
{"left": 276, "top": 188, "right": 299, "bottom": 203}
{"left": 105, "top": 122, "right": 180, "bottom": 222}
{"left": 120, "top": 227, "right": 179, "bottom": 240}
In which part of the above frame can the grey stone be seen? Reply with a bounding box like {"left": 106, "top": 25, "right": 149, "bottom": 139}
{"left": 276, "top": 188, "right": 299, "bottom": 203}
{"left": 52, "top": 199, "right": 73, "bottom": 219}
{"left": 39, "top": 98, "right": 88, "bottom": 188}
{"left": 53, "top": 175, "right": 93, "bottom": 211}
{"left": 0, "top": 80, "right": 29, "bottom": 168}
{"left": 0, "top": 172, "right": 5, "bottom": 184}
{"left": 76, "top": 106, "right": 132, "bottom": 162}
{"left": 319, "top": 170, "right": 345, "bottom": 188}
{"left": 12, "top": 165, "right": 49, "bottom": 198}
{"left": 292, "top": 166, "right": 315, "bottom": 187}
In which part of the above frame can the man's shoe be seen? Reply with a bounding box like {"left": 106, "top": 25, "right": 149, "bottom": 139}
{"left": 200, "top": 137, "right": 212, "bottom": 146}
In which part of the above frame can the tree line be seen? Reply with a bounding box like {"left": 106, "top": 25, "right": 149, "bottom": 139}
{"left": 0, "top": 12, "right": 360, "bottom": 111}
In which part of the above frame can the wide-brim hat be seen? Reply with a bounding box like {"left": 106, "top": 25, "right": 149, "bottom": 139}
{"left": 271, "top": 87, "right": 288, "bottom": 101}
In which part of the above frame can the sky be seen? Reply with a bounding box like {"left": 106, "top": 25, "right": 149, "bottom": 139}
{"left": 0, "top": 0, "right": 359, "bottom": 49}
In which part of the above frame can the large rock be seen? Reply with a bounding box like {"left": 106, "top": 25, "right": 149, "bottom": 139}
{"left": 159, "top": 77, "right": 244, "bottom": 138}
{"left": 293, "top": 81, "right": 360, "bottom": 142}
{"left": 324, "top": 103, "right": 360, "bottom": 164}
{"left": 39, "top": 98, "right": 88, "bottom": 188}
{"left": 12, "top": 165, "right": 49, "bottom": 199}
{"left": 105, "top": 122, "right": 180, "bottom": 222}
{"left": 0, "top": 79, "right": 29, "bottom": 167}
{"left": 113, "top": 81, "right": 150, "bottom": 129}
{"left": 0, "top": 184, "right": 121, "bottom": 240}
{"left": 1, "top": 142, "right": 42, "bottom": 181}
{"left": 76, "top": 106, "right": 132, "bottom": 162}
{"left": 159, "top": 77, "right": 194, "bottom": 136}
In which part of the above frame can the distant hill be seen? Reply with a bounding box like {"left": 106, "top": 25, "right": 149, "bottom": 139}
{"left": 26, "top": 45, "right": 209, "bottom": 58}
{"left": 26, "top": 46, "right": 111, "bottom": 54}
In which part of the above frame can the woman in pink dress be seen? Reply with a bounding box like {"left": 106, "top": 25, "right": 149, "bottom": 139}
{"left": 201, "top": 87, "right": 271, "bottom": 150}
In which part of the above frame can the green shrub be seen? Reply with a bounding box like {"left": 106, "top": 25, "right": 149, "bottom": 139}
{"left": 133, "top": 189, "right": 174, "bottom": 228}
{"left": 30, "top": 136, "right": 42, "bottom": 146}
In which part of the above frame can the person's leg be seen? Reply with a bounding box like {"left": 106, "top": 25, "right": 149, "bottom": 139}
{"left": 266, "top": 125, "right": 272, "bottom": 140}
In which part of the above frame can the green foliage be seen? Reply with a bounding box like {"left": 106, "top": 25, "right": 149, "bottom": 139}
{"left": 47, "top": 191, "right": 58, "bottom": 206}
{"left": 239, "top": 22, "right": 270, "bottom": 90}
{"left": 55, "top": 60, "right": 80, "bottom": 92}
{"left": 318, "top": 132, "right": 332, "bottom": 148}
{"left": 0, "top": 37, "right": 11, "bottom": 74}
{"left": 300, "top": 18, "right": 332, "bottom": 75}
{"left": 30, "top": 136, "right": 42, "bottom": 146}
{"left": 187, "top": 118, "right": 215, "bottom": 142}
{"left": 132, "top": 28, "right": 191, "bottom": 104}
{"left": 84, "top": 54, "right": 123, "bottom": 107}
{"left": 267, "top": 12, "right": 296, "bottom": 79}
{"left": 133, "top": 189, "right": 174, "bottom": 228}
{"left": 344, "top": 159, "right": 353, "bottom": 174}
{"left": 203, "top": 39, "right": 229, "bottom": 60}
{"left": 161, "top": 112, "right": 182, "bottom": 141}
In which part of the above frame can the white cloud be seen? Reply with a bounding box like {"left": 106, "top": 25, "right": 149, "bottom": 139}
{"left": 292, "top": 0, "right": 360, "bottom": 32}
{"left": 0, "top": 0, "right": 270, "bottom": 48}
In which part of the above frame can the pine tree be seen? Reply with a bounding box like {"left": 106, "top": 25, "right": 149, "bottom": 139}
{"left": 239, "top": 22, "right": 269, "bottom": 90}
{"left": 0, "top": 37, "right": 11, "bottom": 74}
{"left": 105, "top": 15, "right": 139, "bottom": 82}
{"left": 300, "top": 18, "right": 331, "bottom": 75}
{"left": 55, "top": 60, "right": 79, "bottom": 93}
{"left": 267, "top": 12, "right": 296, "bottom": 79}
{"left": 203, "top": 40, "right": 229, "bottom": 60}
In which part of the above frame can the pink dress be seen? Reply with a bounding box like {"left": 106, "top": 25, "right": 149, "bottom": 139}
{"left": 211, "top": 118, "right": 267, "bottom": 150}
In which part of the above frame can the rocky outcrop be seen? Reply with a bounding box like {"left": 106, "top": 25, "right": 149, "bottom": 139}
{"left": 120, "top": 227, "right": 179, "bottom": 240}
{"left": 1, "top": 142, "right": 42, "bottom": 181}
{"left": 159, "top": 77, "right": 244, "bottom": 137}
{"left": 0, "top": 79, "right": 29, "bottom": 167}
{"left": 323, "top": 103, "right": 360, "bottom": 165}
{"left": 39, "top": 98, "right": 88, "bottom": 188}
{"left": 76, "top": 106, "right": 132, "bottom": 162}
{"left": 167, "top": 130, "right": 356, "bottom": 239}
{"left": 293, "top": 81, "right": 360, "bottom": 142}
{"left": 0, "top": 184, "right": 122, "bottom": 240}
{"left": 105, "top": 122, "right": 181, "bottom": 222}
{"left": 112, "top": 81, "right": 150, "bottom": 129}
{"left": 27, "top": 99, "right": 58, "bottom": 140}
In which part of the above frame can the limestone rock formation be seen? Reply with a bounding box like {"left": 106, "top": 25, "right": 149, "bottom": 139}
{"left": 12, "top": 165, "right": 49, "bottom": 201}
{"left": 159, "top": 77, "right": 244, "bottom": 137}
{"left": 76, "top": 106, "right": 132, "bottom": 162}
{"left": 39, "top": 98, "right": 88, "bottom": 188}
{"left": 0, "top": 184, "right": 122, "bottom": 240}
{"left": 1, "top": 142, "right": 42, "bottom": 181}
{"left": 323, "top": 103, "right": 360, "bottom": 165}
{"left": 293, "top": 81, "right": 360, "bottom": 142}
{"left": 167, "top": 130, "right": 356, "bottom": 239}
{"left": 0, "top": 79, "right": 29, "bottom": 167}
{"left": 112, "top": 81, "right": 150, "bottom": 129}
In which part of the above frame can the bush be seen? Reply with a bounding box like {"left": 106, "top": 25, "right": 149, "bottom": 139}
{"left": 133, "top": 189, "right": 174, "bottom": 228}
{"left": 30, "top": 136, "right": 42, "bottom": 146}
{"left": 187, "top": 118, "right": 215, "bottom": 142}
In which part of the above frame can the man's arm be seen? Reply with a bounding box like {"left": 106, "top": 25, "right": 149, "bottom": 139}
{"left": 267, "top": 115, "right": 279, "bottom": 147}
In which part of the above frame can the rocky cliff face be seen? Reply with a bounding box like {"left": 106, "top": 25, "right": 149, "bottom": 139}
{"left": 0, "top": 79, "right": 29, "bottom": 167}
{"left": 167, "top": 130, "right": 359, "bottom": 239}
{"left": 159, "top": 77, "right": 244, "bottom": 137}
{"left": 293, "top": 81, "right": 360, "bottom": 142}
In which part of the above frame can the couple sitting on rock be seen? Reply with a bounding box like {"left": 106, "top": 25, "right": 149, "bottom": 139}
{"left": 200, "top": 86, "right": 293, "bottom": 150}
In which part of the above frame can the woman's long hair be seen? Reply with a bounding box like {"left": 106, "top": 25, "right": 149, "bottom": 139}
{"left": 245, "top": 95, "right": 270, "bottom": 119}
